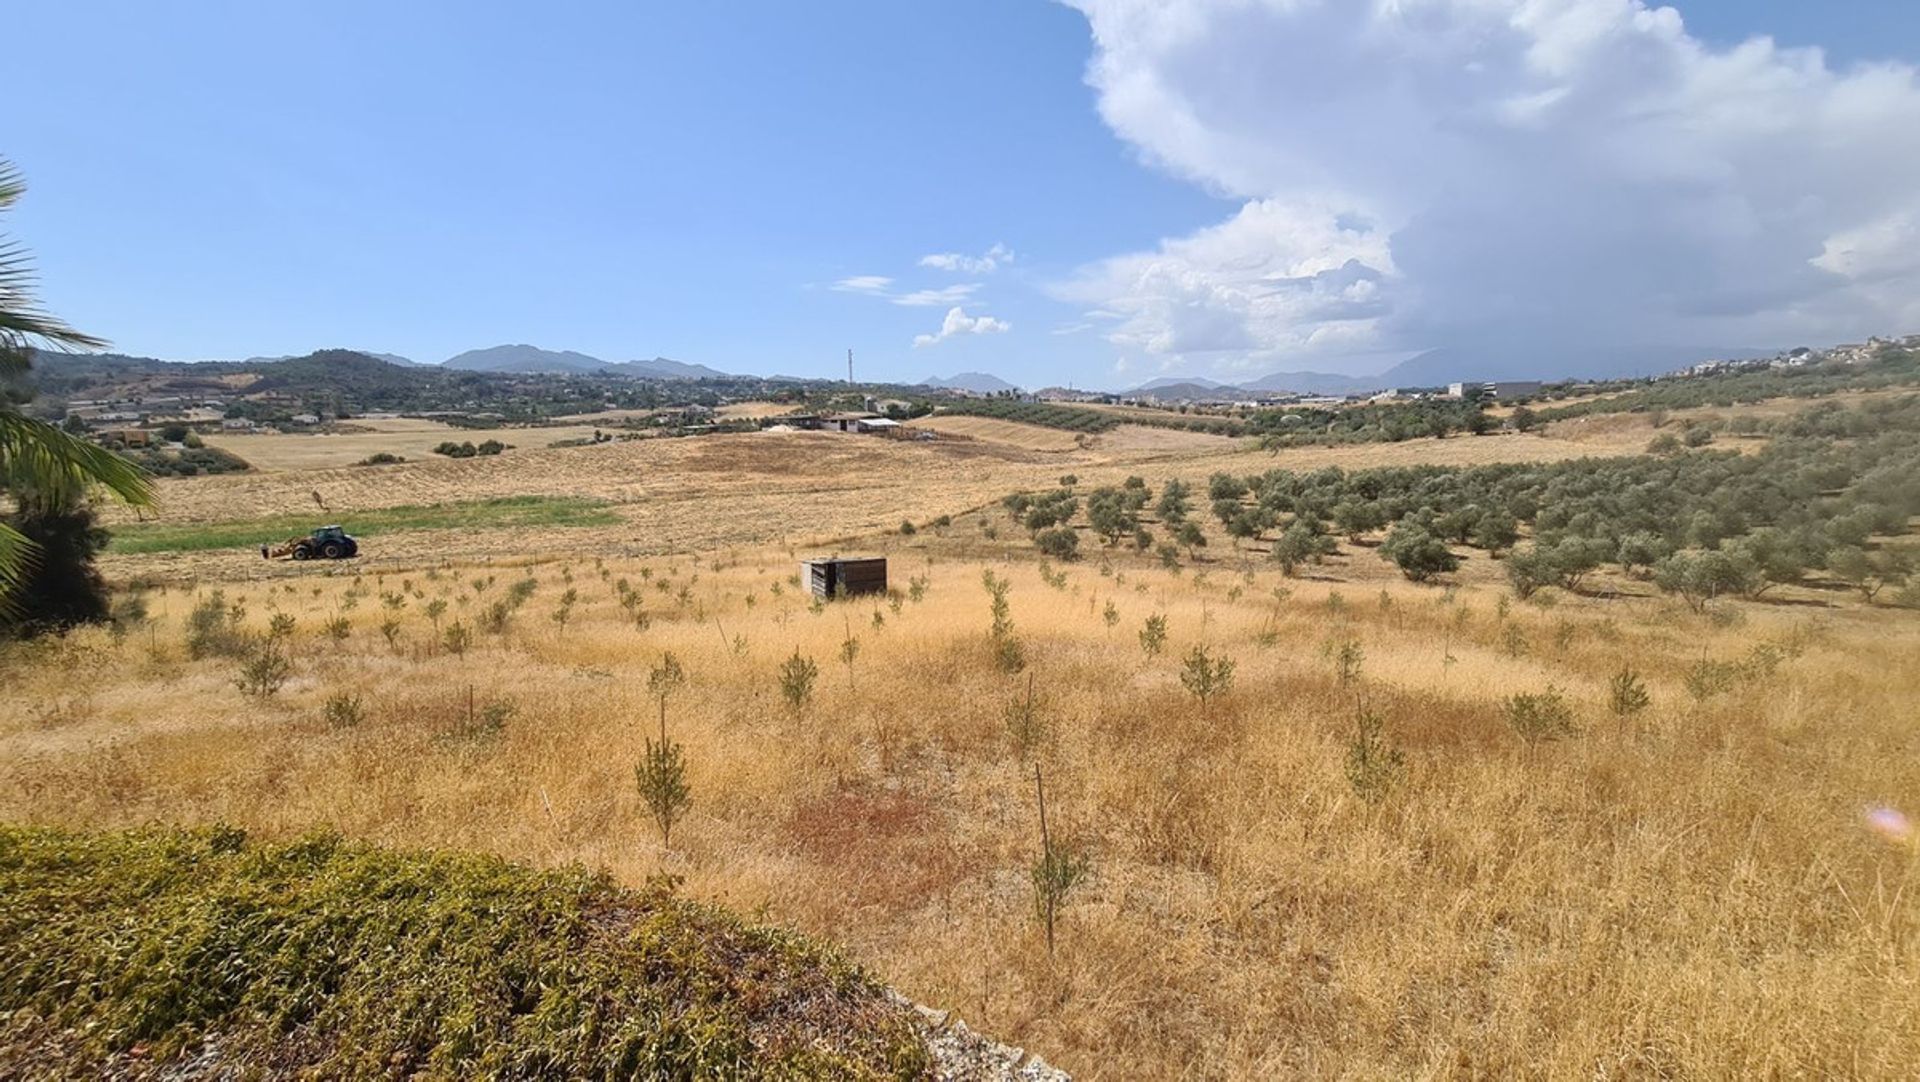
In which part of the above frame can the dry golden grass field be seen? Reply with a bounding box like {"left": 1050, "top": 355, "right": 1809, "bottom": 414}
{"left": 904, "top": 414, "right": 1094, "bottom": 452}
{"left": 202, "top": 416, "right": 618, "bottom": 471}
{"left": 11, "top": 415, "right": 1919, "bottom": 1078}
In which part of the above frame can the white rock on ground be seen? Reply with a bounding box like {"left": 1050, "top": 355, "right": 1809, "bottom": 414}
{"left": 902, "top": 998, "right": 1071, "bottom": 1081}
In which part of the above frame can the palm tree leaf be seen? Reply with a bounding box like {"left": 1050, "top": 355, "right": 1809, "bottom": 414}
{"left": 0, "top": 520, "right": 35, "bottom": 618}
{"left": 0, "top": 409, "right": 154, "bottom": 509}
{"left": 0, "top": 158, "right": 107, "bottom": 378}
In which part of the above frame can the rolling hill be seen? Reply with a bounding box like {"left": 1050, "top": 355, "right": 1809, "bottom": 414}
{"left": 441, "top": 344, "right": 732, "bottom": 380}
{"left": 920, "top": 372, "right": 1018, "bottom": 394}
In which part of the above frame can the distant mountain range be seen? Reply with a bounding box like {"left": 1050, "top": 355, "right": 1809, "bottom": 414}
{"left": 1119, "top": 344, "right": 1782, "bottom": 398}
{"left": 438, "top": 344, "right": 732, "bottom": 380}
{"left": 919, "top": 372, "right": 1018, "bottom": 394}
{"left": 35, "top": 338, "right": 1792, "bottom": 402}
{"left": 1128, "top": 370, "right": 1389, "bottom": 399}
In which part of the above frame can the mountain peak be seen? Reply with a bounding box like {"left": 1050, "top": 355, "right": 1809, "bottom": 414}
{"left": 920, "top": 372, "right": 1017, "bottom": 394}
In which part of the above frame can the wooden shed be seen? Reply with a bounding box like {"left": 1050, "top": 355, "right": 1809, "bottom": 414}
{"left": 800, "top": 556, "right": 887, "bottom": 599}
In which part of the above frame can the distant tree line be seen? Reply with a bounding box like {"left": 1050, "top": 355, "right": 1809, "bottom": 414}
{"left": 433, "top": 439, "right": 509, "bottom": 458}
{"left": 942, "top": 396, "right": 1505, "bottom": 446}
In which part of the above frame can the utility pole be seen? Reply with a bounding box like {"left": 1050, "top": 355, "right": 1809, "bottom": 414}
{"left": 847, "top": 348, "right": 854, "bottom": 385}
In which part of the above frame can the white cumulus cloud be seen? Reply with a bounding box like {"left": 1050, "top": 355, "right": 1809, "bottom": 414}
{"left": 892, "top": 283, "right": 982, "bottom": 307}
{"left": 1062, "top": 0, "right": 1920, "bottom": 377}
{"left": 920, "top": 243, "right": 1016, "bottom": 274}
{"left": 831, "top": 275, "right": 893, "bottom": 296}
{"left": 913, "top": 306, "right": 1012, "bottom": 348}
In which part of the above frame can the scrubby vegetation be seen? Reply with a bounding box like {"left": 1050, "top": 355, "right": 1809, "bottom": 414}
{"left": 1537, "top": 348, "right": 1920, "bottom": 422}
{"left": 432, "top": 438, "right": 511, "bottom": 458}
{"left": 939, "top": 395, "right": 1504, "bottom": 446}
{"left": 114, "top": 442, "right": 251, "bottom": 477}
{"left": 0, "top": 825, "right": 927, "bottom": 1077}
{"left": 997, "top": 395, "right": 1920, "bottom": 602}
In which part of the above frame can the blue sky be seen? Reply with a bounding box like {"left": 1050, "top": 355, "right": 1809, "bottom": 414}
{"left": 10, "top": 1, "right": 1920, "bottom": 387}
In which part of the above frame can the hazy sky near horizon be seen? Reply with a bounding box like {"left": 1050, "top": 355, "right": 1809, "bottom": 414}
{"left": 10, "top": 1, "right": 1920, "bottom": 386}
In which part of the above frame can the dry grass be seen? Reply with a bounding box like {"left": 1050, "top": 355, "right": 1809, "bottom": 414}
{"left": 95, "top": 430, "right": 1610, "bottom": 585}
{"left": 904, "top": 415, "right": 1091, "bottom": 452}
{"left": 203, "top": 417, "right": 616, "bottom": 471}
{"left": 717, "top": 400, "right": 803, "bottom": 420}
{"left": 7, "top": 528, "right": 1919, "bottom": 1078}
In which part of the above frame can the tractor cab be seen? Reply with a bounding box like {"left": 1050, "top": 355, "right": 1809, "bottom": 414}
{"left": 300, "top": 525, "right": 358, "bottom": 560}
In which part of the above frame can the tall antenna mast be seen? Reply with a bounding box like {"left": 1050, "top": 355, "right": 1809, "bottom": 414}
{"left": 847, "top": 348, "right": 854, "bottom": 385}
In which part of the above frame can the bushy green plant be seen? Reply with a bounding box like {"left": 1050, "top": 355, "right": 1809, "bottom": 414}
{"left": 1178, "top": 645, "right": 1236, "bottom": 716}
{"left": 778, "top": 650, "right": 818, "bottom": 712}
{"left": 1504, "top": 685, "right": 1577, "bottom": 743}
{"left": 323, "top": 692, "right": 364, "bottom": 729}
{"left": 1035, "top": 527, "right": 1080, "bottom": 560}
{"left": 1139, "top": 614, "right": 1168, "bottom": 657}
{"left": 235, "top": 640, "right": 292, "bottom": 698}
{"left": 1608, "top": 667, "right": 1652, "bottom": 717}
{"left": 1344, "top": 706, "right": 1405, "bottom": 804}
{"left": 185, "top": 591, "right": 247, "bottom": 659}
{"left": 1379, "top": 522, "right": 1459, "bottom": 582}
{"left": 635, "top": 737, "right": 691, "bottom": 848}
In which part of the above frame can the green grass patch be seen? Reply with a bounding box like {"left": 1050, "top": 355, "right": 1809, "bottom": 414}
{"left": 108, "top": 495, "right": 624, "bottom": 555}
{"left": 0, "top": 825, "right": 930, "bottom": 1078}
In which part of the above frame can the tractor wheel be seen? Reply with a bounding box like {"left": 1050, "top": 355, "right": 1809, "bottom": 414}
{"left": 321, "top": 541, "right": 345, "bottom": 559}
{"left": 292, "top": 545, "right": 312, "bottom": 561}
{"left": 343, "top": 541, "right": 358, "bottom": 557}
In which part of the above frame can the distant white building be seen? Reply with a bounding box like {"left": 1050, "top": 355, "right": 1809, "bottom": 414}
{"left": 221, "top": 417, "right": 257, "bottom": 430}
{"left": 1448, "top": 381, "right": 1541, "bottom": 401}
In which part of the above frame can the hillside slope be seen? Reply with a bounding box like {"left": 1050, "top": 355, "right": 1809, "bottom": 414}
{"left": 0, "top": 826, "right": 933, "bottom": 1079}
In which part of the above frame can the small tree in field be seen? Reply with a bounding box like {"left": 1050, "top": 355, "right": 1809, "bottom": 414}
{"left": 778, "top": 649, "right": 818, "bottom": 712}
{"left": 236, "top": 640, "right": 292, "bottom": 698}
{"left": 442, "top": 620, "right": 470, "bottom": 656}
{"left": 1504, "top": 685, "right": 1577, "bottom": 743}
{"left": 1379, "top": 522, "right": 1459, "bottom": 582}
{"left": 1139, "top": 614, "right": 1168, "bottom": 657}
{"left": 1176, "top": 521, "right": 1208, "bottom": 559}
{"left": 982, "top": 569, "right": 1025, "bottom": 672}
{"left": 635, "top": 737, "right": 690, "bottom": 848}
{"left": 1029, "top": 764, "right": 1089, "bottom": 957}
{"left": 839, "top": 631, "right": 861, "bottom": 689}
{"left": 1830, "top": 546, "right": 1910, "bottom": 604}
{"left": 550, "top": 587, "right": 578, "bottom": 637}
{"left": 1179, "top": 645, "right": 1236, "bottom": 718}
{"left": 1344, "top": 705, "right": 1404, "bottom": 804}
{"left": 648, "top": 652, "right": 686, "bottom": 739}
{"left": 1005, "top": 672, "right": 1047, "bottom": 761}
{"left": 1608, "top": 667, "right": 1651, "bottom": 717}
{"left": 1035, "top": 527, "right": 1080, "bottom": 560}
{"left": 1322, "top": 634, "right": 1364, "bottom": 689}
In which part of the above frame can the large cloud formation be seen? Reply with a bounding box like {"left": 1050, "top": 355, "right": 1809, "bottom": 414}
{"left": 1061, "top": 0, "right": 1920, "bottom": 377}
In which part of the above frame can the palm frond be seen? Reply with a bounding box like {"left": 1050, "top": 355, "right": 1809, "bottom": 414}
{"left": 0, "top": 157, "right": 107, "bottom": 379}
{"left": 0, "top": 160, "right": 23, "bottom": 208}
{"left": 0, "top": 409, "right": 154, "bottom": 509}
{"left": 0, "top": 520, "right": 36, "bottom": 619}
